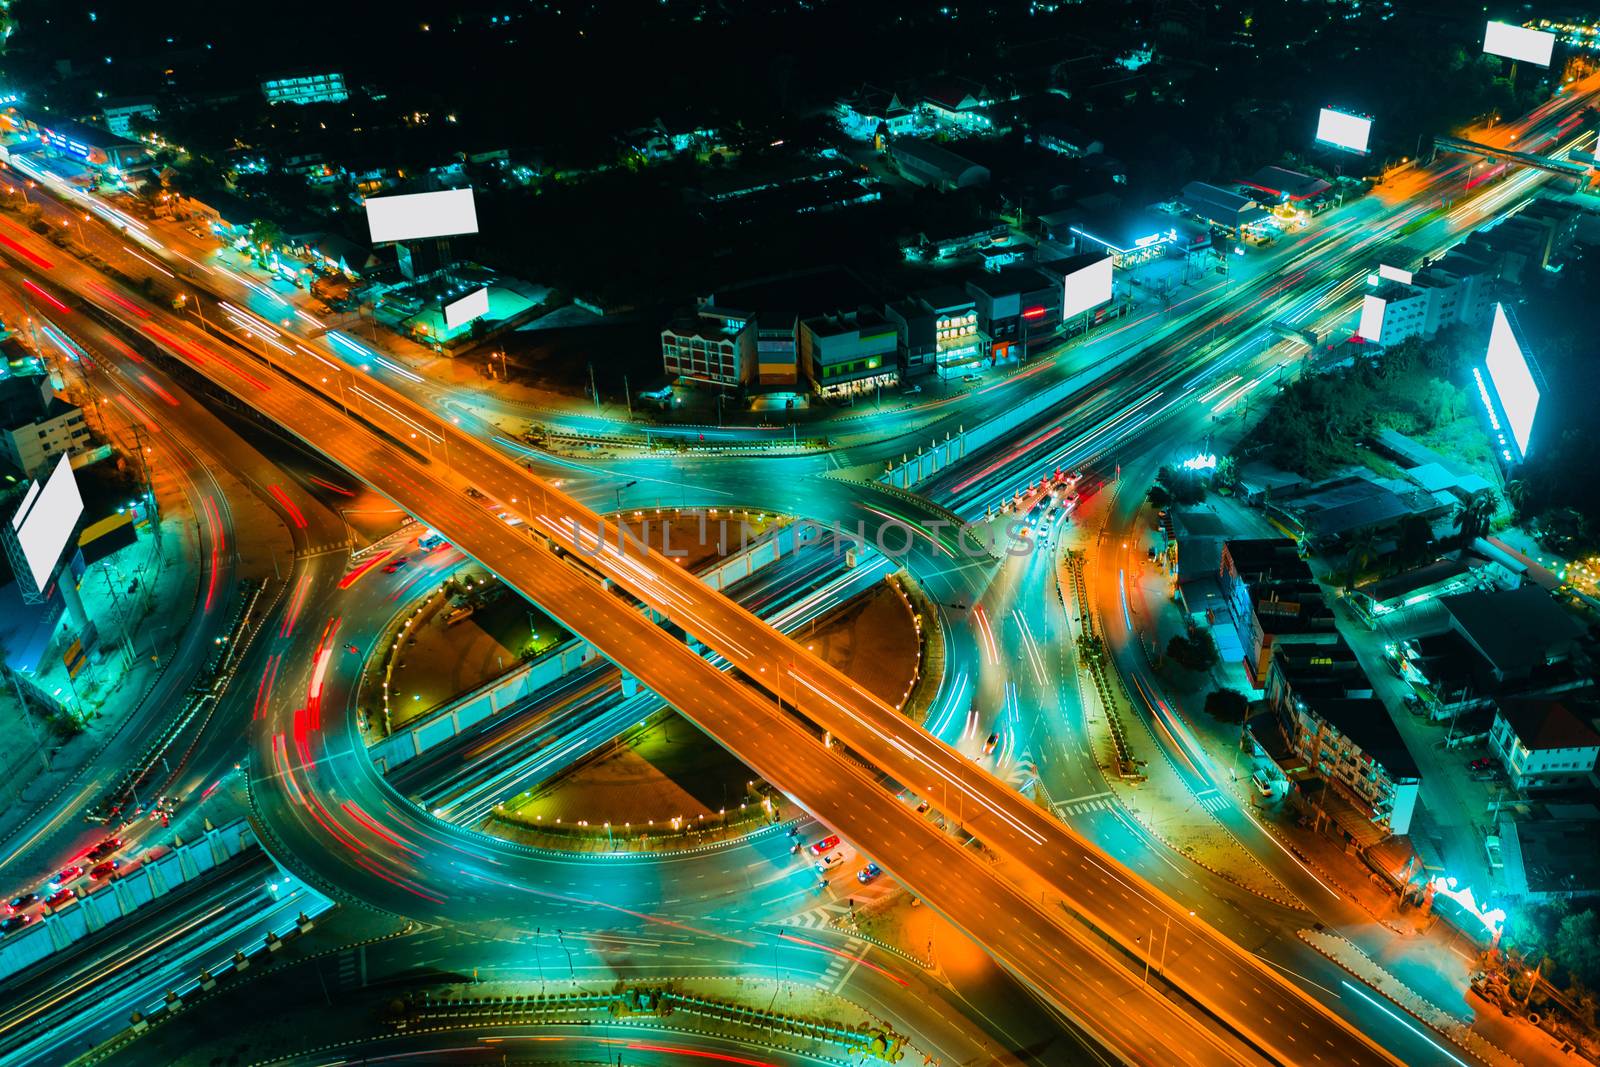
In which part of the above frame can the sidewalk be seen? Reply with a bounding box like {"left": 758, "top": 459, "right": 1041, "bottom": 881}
{"left": 0, "top": 514, "right": 198, "bottom": 852}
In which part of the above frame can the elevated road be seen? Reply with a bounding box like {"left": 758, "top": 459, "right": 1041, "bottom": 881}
{"left": 0, "top": 258, "right": 1402, "bottom": 1066}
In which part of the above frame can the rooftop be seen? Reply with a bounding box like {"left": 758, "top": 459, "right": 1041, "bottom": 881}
{"left": 1498, "top": 699, "right": 1600, "bottom": 752}
{"left": 1240, "top": 166, "right": 1331, "bottom": 202}
{"left": 1443, "top": 587, "right": 1585, "bottom": 678}
{"left": 1315, "top": 697, "right": 1421, "bottom": 780}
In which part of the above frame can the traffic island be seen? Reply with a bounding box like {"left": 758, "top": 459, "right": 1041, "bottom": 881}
{"left": 375, "top": 566, "right": 570, "bottom": 734}
{"left": 483, "top": 577, "right": 921, "bottom": 853}
{"left": 385, "top": 978, "right": 907, "bottom": 1063}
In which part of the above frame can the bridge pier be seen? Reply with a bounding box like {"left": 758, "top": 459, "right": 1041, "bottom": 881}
{"left": 620, "top": 671, "right": 640, "bottom": 697}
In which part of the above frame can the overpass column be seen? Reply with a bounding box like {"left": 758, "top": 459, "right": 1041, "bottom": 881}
{"left": 620, "top": 671, "right": 639, "bottom": 697}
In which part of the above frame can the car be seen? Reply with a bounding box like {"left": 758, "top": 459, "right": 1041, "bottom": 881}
{"left": 808, "top": 835, "right": 841, "bottom": 857}
{"left": 815, "top": 851, "right": 846, "bottom": 872}
{"left": 90, "top": 860, "right": 120, "bottom": 881}
{"left": 915, "top": 799, "right": 930, "bottom": 814}
{"left": 6, "top": 893, "right": 38, "bottom": 913}
{"left": 1469, "top": 757, "right": 1495, "bottom": 771}
{"left": 857, "top": 863, "right": 883, "bottom": 885}
{"left": 44, "top": 888, "right": 73, "bottom": 909}
{"left": 51, "top": 865, "right": 82, "bottom": 885}
{"left": 87, "top": 838, "right": 121, "bottom": 861}
{"left": 961, "top": 373, "right": 983, "bottom": 383}
{"left": 983, "top": 732, "right": 1000, "bottom": 756}
{"left": 0, "top": 915, "right": 30, "bottom": 934}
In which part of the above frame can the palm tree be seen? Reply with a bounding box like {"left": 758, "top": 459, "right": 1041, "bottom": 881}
{"left": 1454, "top": 489, "right": 1498, "bottom": 545}
{"left": 1343, "top": 529, "right": 1382, "bottom": 592}
{"left": 1503, "top": 479, "right": 1529, "bottom": 517}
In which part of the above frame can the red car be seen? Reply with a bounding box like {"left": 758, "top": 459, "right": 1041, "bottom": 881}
{"left": 1469, "top": 757, "right": 1495, "bottom": 771}
{"left": 87, "top": 838, "right": 121, "bottom": 861}
{"left": 90, "top": 860, "right": 120, "bottom": 881}
{"left": 808, "top": 835, "right": 840, "bottom": 857}
{"left": 52, "top": 865, "right": 83, "bottom": 885}
{"left": 44, "top": 888, "right": 74, "bottom": 909}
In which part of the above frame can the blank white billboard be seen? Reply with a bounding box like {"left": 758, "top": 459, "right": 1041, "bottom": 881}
{"left": 1062, "top": 255, "right": 1114, "bottom": 319}
{"left": 1378, "top": 263, "right": 1413, "bottom": 285}
{"left": 1315, "top": 108, "right": 1372, "bottom": 154}
{"left": 363, "top": 189, "right": 479, "bottom": 244}
{"left": 1483, "top": 21, "right": 1555, "bottom": 66}
{"left": 1486, "top": 304, "right": 1539, "bottom": 456}
{"left": 443, "top": 287, "right": 490, "bottom": 331}
{"left": 1358, "top": 294, "right": 1387, "bottom": 342}
{"left": 13, "top": 453, "right": 83, "bottom": 593}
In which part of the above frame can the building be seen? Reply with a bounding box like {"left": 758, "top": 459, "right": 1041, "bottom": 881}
{"left": 1220, "top": 538, "right": 1336, "bottom": 687}
{"left": 1030, "top": 120, "right": 1103, "bottom": 159}
{"left": 1441, "top": 587, "right": 1585, "bottom": 684}
{"left": 261, "top": 71, "right": 349, "bottom": 106}
{"left": 0, "top": 111, "right": 149, "bottom": 174}
{"left": 1240, "top": 165, "right": 1331, "bottom": 204}
{"left": 661, "top": 310, "right": 754, "bottom": 389}
{"left": 1356, "top": 255, "right": 1492, "bottom": 346}
{"left": 886, "top": 140, "right": 989, "bottom": 192}
{"left": 1269, "top": 638, "right": 1422, "bottom": 837}
{"left": 1179, "top": 181, "right": 1270, "bottom": 238}
{"left": 1041, "top": 204, "right": 1208, "bottom": 267}
{"left": 920, "top": 80, "right": 996, "bottom": 132}
{"left": 835, "top": 86, "right": 918, "bottom": 141}
{"left": 963, "top": 268, "right": 1060, "bottom": 363}
{"left": 883, "top": 297, "right": 937, "bottom": 380}
{"left": 0, "top": 372, "right": 90, "bottom": 477}
{"left": 1267, "top": 473, "right": 1452, "bottom": 549}
{"left": 99, "top": 98, "right": 157, "bottom": 139}
{"left": 916, "top": 286, "right": 985, "bottom": 377}
{"left": 798, "top": 310, "right": 898, "bottom": 397}
{"left": 1489, "top": 699, "right": 1600, "bottom": 792}
{"left": 1495, "top": 803, "right": 1600, "bottom": 902}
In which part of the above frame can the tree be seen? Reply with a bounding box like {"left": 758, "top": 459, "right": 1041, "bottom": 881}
{"left": 1504, "top": 479, "right": 1529, "bottom": 517}
{"left": 1554, "top": 910, "right": 1600, "bottom": 990}
{"left": 1453, "top": 488, "right": 1498, "bottom": 545}
{"left": 246, "top": 218, "right": 285, "bottom": 254}
{"left": 1204, "top": 688, "right": 1250, "bottom": 722}
{"left": 1342, "top": 529, "right": 1382, "bottom": 592}
{"left": 1394, "top": 514, "right": 1434, "bottom": 569}
{"left": 1166, "top": 631, "right": 1219, "bottom": 672}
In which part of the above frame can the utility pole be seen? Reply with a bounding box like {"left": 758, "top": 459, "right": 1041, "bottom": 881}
{"left": 623, "top": 374, "right": 632, "bottom": 417}
{"left": 588, "top": 362, "right": 599, "bottom": 412}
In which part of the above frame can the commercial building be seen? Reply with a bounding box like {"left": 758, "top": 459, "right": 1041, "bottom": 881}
{"left": 1040, "top": 204, "right": 1208, "bottom": 267}
{"left": 1356, "top": 254, "right": 1492, "bottom": 346}
{"left": 799, "top": 310, "right": 899, "bottom": 397}
{"left": 1179, "top": 181, "right": 1270, "bottom": 237}
{"left": 1219, "top": 538, "right": 1336, "bottom": 687}
{"left": 886, "top": 140, "right": 990, "bottom": 192}
{"left": 883, "top": 297, "right": 937, "bottom": 380}
{"left": 1240, "top": 165, "right": 1331, "bottom": 204}
{"left": 1489, "top": 699, "right": 1600, "bottom": 792}
{"left": 99, "top": 99, "right": 157, "bottom": 139}
{"left": 1495, "top": 803, "right": 1600, "bottom": 902}
{"left": 0, "top": 372, "right": 90, "bottom": 478}
{"left": 261, "top": 71, "right": 349, "bottom": 106}
{"left": 0, "top": 111, "right": 149, "bottom": 175}
{"left": 1267, "top": 473, "right": 1452, "bottom": 549}
{"left": 1267, "top": 636, "right": 1422, "bottom": 838}
{"left": 1441, "top": 587, "right": 1585, "bottom": 685}
{"left": 661, "top": 310, "right": 754, "bottom": 389}
{"left": 964, "top": 268, "right": 1060, "bottom": 363}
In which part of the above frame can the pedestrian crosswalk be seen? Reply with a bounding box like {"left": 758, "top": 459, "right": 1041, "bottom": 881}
{"left": 817, "top": 951, "right": 851, "bottom": 991}
{"left": 1194, "top": 789, "right": 1229, "bottom": 814}
{"left": 1052, "top": 791, "right": 1115, "bottom": 818}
